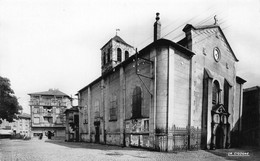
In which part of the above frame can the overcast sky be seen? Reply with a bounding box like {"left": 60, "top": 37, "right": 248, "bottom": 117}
{"left": 0, "top": 0, "right": 260, "bottom": 114}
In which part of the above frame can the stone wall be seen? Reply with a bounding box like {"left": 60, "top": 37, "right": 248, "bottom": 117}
{"left": 187, "top": 27, "right": 238, "bottom": 148}
{"left": 77, "top": 28, "right": 243, "bottom": 151}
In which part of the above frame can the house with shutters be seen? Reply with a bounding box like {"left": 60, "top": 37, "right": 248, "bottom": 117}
{"left": 28, "top": 89, "right": 72, "bottom": 139}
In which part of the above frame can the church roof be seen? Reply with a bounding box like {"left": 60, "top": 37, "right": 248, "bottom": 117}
{"left": 140, "top": 38, "right": 194, "bottom": 57}
{"left": 28, "top": 89, "right": 70, "bottom": 97}
{"left": 101, "top": 35, "right": 133, "bottom": 50}
{"left": 78, "top": 38, "right": 195, "bottom": 93}
{"left": 182, "top": 24, "right": 239, "bottom": 62}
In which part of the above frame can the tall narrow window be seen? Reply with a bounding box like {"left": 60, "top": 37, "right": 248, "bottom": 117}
{"left": 84, "top": 105, "right": 88, "bottom": 124}
{"left": 110, "top": 95, "right": 117, "bottom": 121}
{"left": 212, "top": 81, "right": 220, "bottom": 105}
{"left": 224, "top": 80, "right": 230, "bottom": 112}
{"left": 55, "top": 116, "right": 62, "bottom": 124}
{"left": 103, "top": 53, "right": 106, "bottom": 65}
{"left": 125, "top": 51, "right": 129, "bottom": 59}
{"left": 94, "top": 101, "right": 100, "bottom": 119}
{"left": 117, "top": 48, "right": 122, "bottom": 62}
{"left": 55, "top": 108, "right": 60, "bottom": 114}
{"left": 33, "top": 107, "right": 39, "bottom": 114}
{"left": 33, "top": 117, "right": 40, "bottom": 124}
{"left": 132, "top": 86, "right": 142, "bottom": 118}
{"left": 107, "top": 48, "right": 111, "bottom": 63}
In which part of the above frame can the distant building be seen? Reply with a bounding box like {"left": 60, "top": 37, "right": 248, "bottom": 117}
{"left": 28, "top": 89, "right": 72, "bottom": 139}
{"left": 64, "top": 106, "right": 79, "bottom": 142}
{"left": 0, "top": 113, "right": 31, "bottom": 138}
{"left": 242, "top": 86, "right": 260, "bottom": 146}
{"left": 13, "top": 113, "right": 31, "bottom": 136}
{"left": 77, "top": 13, "right": 246, "bottom": 151}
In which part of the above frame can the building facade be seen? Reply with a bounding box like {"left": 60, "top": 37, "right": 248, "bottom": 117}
{"left": 28, "top": 89, "right": 72, "bottom": 139}
{"left": 242, "top": 86, "right": 260, "bottom": 146}
{"left": 0, "top": 113, "right": 31, "bottom": 138}
{"left": 13, "top": 113, "right": 31, "bottom": 136}
{"left": 77, "top": 13, "right": 245, "bottom": 151}
{"left": 64, "top": 106, "right": 79, "bottom": 142}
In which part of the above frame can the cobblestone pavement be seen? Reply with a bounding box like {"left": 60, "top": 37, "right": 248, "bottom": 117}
{"left": 0, "top": 139, "right": 259, "bottom": 161}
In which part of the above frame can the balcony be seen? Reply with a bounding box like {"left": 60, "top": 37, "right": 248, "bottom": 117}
{"left": 29, "top": 100, "right": 40, "bottom": 106}
{"left": 29, "top": 100, "right": 67, "bottom": 106}
{"left": 43, "top": 112, "right": 53, "bottom": 117}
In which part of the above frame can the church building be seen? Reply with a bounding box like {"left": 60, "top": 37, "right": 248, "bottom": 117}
{"left": 76, "top": 13, "right": 246, "bottom": 151}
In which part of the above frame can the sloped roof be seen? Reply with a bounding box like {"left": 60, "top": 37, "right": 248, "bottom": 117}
{"left": 182, "top": 24, "right": 239, "bottom": 62}
{"left": 28, "top": 89, "right": 69, "bottom": 97}
{"left": 64, "top": 106, "right": 79, "bottom": 113}
{"left": 212, "top": 104, "right": 229, "bottom": 115}
{"left": 101, "top": 35, "right": 133, "bottom": 50}
{"left": 18, "top": 113, "right": 31, "bottom": 119}
{"left": 78, "top": 38, "right": 195, "bottom": 93}
{"left": 139, "top": 38, "right": 195, "bottom": 57}
{"left": 244, "top": 86, "right": 260, "bottom": 93}
{"left": 236, "top": 76, "right": 246, "bottom": 84}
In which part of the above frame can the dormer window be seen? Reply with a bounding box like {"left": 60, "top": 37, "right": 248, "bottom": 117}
{"left": 125, "top": 51, "right": 129, "bottom": 59}
{"left": 117, "top": 48, "right": 122, "bottom": 62}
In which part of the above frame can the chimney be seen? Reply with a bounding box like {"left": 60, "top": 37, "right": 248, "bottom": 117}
{"left": 154, "top": 13, "right": 161, "bottom": 42}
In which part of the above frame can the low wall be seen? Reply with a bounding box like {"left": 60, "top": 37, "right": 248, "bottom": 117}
{"left": 106, "top": 132, "right": 121, "bottom": 145}
{"left": 80, "top": 133, "right": 90, "bottom": 142}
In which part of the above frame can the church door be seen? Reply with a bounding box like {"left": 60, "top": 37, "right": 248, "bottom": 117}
{"left": 211, "top": 104, "right": 229, "bottom": 149}
{"left": 95, "top": 123, "right": 100, "bottom": 143}
{"left": 215, "top": 126, "right": 224, "bottom": 149}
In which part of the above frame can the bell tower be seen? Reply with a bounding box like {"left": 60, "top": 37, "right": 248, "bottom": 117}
{"left": 100, "top": 34, "right": 135, "bottom": 74}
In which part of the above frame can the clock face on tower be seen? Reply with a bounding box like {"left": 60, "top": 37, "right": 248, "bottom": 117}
{"left": 213, "top": 47, "right": 221, "bottom": 62}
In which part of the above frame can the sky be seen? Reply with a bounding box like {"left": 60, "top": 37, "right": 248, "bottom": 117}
{"left": 0, "top": 0, "right": 260, "bottom": 114}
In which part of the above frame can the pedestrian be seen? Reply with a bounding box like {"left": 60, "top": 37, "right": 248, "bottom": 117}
{"left": 39, "top": 133, "right": 43, "bottom": 140}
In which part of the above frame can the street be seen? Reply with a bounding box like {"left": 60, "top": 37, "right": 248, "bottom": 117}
{"left": 0, "top": 139, "right": 259, "bottom": 161}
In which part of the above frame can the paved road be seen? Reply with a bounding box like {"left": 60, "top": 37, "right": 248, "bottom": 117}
{"left": 0, "top": 139, "right": 258, "bottom": 161}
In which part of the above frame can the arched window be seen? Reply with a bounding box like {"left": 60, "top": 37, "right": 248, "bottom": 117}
{"left": 125, "top": 51, "right": 129, "bottom": 59}
{"left": 132, "top": 86, "right": 142, "bottom": 118}
{"left": 212, "top": 81, "right": 220, "bottom": 105}
{"left": 117, "top": 48, "right": 122, "bottom": 62}
{"left": 224, "top": 80, "right": 230, "bottom": 112}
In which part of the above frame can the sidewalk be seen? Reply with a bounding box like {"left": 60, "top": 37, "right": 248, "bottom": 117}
{"left": 29, "top": 139, "right": 260, "bottom": 161}
{"left": 207, "top": 146, "right": 260, "bottom": 161}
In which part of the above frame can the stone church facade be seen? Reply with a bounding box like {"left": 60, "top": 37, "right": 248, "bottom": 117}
{"left": 77, "top": 13, "right": 245, "bottom": 151}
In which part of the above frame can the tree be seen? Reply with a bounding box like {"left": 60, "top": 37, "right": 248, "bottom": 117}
{"left": 0, "top": 76, "right": 22, "bottom": 123}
